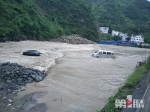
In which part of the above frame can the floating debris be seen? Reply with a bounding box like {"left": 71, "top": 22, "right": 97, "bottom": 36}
{"left": 7, "top": 104, "right": 11, "bottom": 106}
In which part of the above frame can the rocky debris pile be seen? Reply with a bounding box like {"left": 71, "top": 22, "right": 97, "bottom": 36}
{"left": 51, "top": 34, "right": 96, "bottom": 44}
{"left": 0, "top": 62, "right": 47, "bottom": 94}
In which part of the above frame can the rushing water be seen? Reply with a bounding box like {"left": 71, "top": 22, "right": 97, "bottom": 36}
{"left": 17, "top": 50, "right": 147, "bottom": 112}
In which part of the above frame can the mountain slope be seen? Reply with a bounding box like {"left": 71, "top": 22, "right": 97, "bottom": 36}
{"left": 0, "top": 0, "right": 99, "bottom": 41}
{"left": 85, "top": 0, "right": 150, "bottom": 42}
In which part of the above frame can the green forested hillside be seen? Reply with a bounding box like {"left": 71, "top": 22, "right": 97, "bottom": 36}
{"left": 85, "top": 0, "right": 150, "bottom": 42}
{"left": 0, "top": 0, "right": 99, "bottom": 41}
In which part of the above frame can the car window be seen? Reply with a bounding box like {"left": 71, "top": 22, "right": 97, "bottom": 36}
{"left": 107, "top": 52, "right": 111, "bottom": 55}
{"left": 95, "top": 50, "right": 99, "bottom": 53}
{"left": 103, "top": 52, "right": 106, "bottom": 54}
{"left": 34, "top": 51, "right": 38, "bottom": 53}
{"left": 99, "top": 52, "right": 102, "bottom": 54}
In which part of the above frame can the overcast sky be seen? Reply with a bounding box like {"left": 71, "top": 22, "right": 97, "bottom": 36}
{"left": 147, "top": 0, "right": 150, "bottom": 2}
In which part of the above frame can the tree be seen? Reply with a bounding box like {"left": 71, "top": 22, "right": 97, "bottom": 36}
{"left": 126, "top": 37, "right": 131, "bottom": 42}
{"left": 113, "top": 36, "right": 122, "bottom": 41}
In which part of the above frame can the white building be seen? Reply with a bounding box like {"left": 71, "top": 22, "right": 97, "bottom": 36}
{"left": 119, "top": 32, "right": 127, "bottom": 37}
{"left": 130, "top": 35, "right": 144, "bottom": 43}
{"left": 122, "top": 36, "right": 128, "bottom": 41}
{"left": 112, "top": 30, "right": 129, "bottom": 41}
{"left": 100, "top": 27, "right": 109, "bottom": 33}
{"left": 111, "top": 30, "right": 119, "bottom": 36}
{"left": 121, "top": 33, "right": 128, "bottom": 41}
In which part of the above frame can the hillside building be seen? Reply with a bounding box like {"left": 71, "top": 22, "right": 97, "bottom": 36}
{"left": 111, "top": 30, "right": 119, "bottom": 36}
{"left": 130, "top": 35, "right": 144, "bottom": 43}
{"left": 100, "top": 27, "right": 109, "bottom": 33}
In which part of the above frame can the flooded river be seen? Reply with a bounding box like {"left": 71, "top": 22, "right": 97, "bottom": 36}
{"left": 1, "top": 41, "right": 149, "bottom": 112}
{"left": 17, "top": 49, "right": 148, "bottom": 112}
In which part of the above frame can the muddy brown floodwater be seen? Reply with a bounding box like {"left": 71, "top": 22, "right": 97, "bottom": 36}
{"left": 1, "top": 41, "right": 150, "bottom": 112}
{"left": 15, "top": 44, "right": 150, "bottom": 112}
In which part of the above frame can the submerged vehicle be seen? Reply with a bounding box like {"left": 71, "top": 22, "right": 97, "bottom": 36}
{"left": 23, "top": 50, "right": 42, "bottom": 56}
{"left": 92, "top": 50, "right": 115, "bottom": 58}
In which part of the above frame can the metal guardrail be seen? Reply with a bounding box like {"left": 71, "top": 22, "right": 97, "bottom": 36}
{"left": 122, "top": 71, "right": 150, "bottom": 112}
{"left": 98, "top": 41, "right": 137, "bottom": 46}
{"left": 135, "top": 84, "right": 150, "bottom": 112}
{"left": 136, "top": 71, "right": 150, "bottom": 112}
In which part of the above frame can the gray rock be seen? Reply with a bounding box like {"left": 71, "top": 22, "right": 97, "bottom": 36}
{"left": 0, "top": 62, "right": 47, "bottom": 94}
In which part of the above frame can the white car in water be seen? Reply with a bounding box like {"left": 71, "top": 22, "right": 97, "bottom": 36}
{"left": 92, "top": 50, "right": 115, "bottom": 58}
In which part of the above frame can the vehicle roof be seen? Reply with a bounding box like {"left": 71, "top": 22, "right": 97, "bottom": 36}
{"left": 96, "top": 50, "right": 114, "bottom": 53}
{"left": 26, "top": 50, "right": 38, "bottom": 51}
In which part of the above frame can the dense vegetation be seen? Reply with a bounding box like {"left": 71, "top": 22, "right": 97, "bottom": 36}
{"left": 2, "top": 0, "right": 150, "bottom": 42}
{"left": 85, "top": 0, "right": 150, "bottom": 43}
{"left": 0, "top": 0, "right": 99, "bottom": 41}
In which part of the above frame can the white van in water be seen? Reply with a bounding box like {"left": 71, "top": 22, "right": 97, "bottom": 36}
{"left": 92, "top": 50, "right": 115, "bottom": 58}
